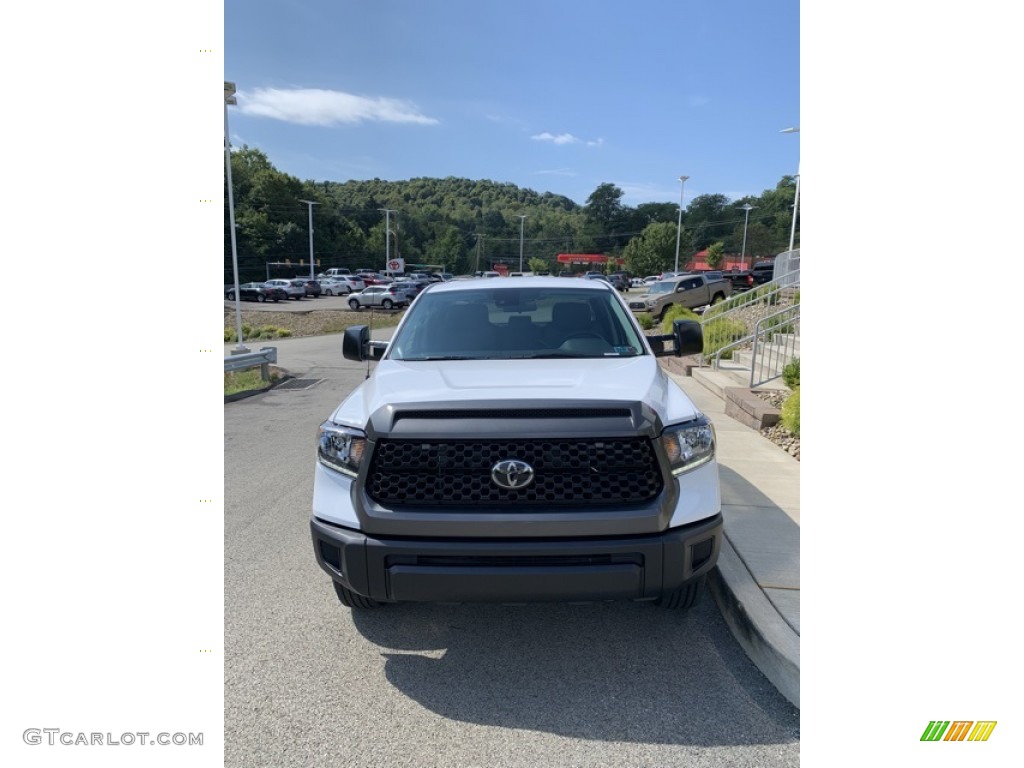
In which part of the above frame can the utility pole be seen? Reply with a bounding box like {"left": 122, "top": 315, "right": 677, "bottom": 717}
{"left": 674, "top": 175, "right": 689, "bottom": 274}
{"left": 475, "top": 234, "right": 485, "bottom": 273}
{"left": 518, "top": 215, "right": 527, "bottom": 272}
{"left": 379, "top": 208, "right": 396, "bottom": 273}
{"left": 299, "top": 199, "right": 319, "bottom": 279}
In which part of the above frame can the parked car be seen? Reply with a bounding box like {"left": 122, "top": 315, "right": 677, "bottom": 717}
{"left": 264, "top": 278, "right": 305, "bottom": 300}
{"left": 726, "top": 269, "right": 755, "bottom": 292}
{"left": 321, "top": 276, "right": 365, "bottom": 295}
{"left": 225, "top": 282, "right": 282, "bottom": 302}
{"left": 609, "top": 274, "right": 630, "bottom": 292}
{"left": 630, "top": 277, "right": 646, "bottom": 288}
{"left": 318, "top": 268, "right": 352, "bottom": 279}
{"left": 628, "top": 273, "right": 732, "bottom": 319}
{"left": 296, "top": 278, "right": 322, "bottom": 297}
{"left": 392, "top": 277, "right": 430, "bottom": 300}
{"left": 347, "top": 285, "right": 409, "bottom": 310}
{"left": 751, "top": 261, "right": 776, "bottom": 285}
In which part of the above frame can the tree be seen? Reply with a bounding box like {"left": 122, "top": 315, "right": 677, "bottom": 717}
{"left": 426, "top": 226, "right": 469, "bottom": 274}
{"left": 528, "top": 256, "right": 550, "bottom": 275}
{"left": 623, "top": 221, "right": 687, "bottom": 277}
{"left": 585, "top": 183, "right": 624, "bottom": 227}
{"left": 705, "top": 242, "right": 725, "bottom": 270}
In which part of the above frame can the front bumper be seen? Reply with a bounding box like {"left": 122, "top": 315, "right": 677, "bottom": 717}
{"left": 310, "top": 512, "right": 723, "bottom": 603}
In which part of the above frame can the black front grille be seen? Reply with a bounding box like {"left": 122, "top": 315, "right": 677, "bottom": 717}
{"left": 366, "top": 438, "right": 663, "bottom": 507}
{"left": 394, "top": 408, "right": 632, "bottom": 421}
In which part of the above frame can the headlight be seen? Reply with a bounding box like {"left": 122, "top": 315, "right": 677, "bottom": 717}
{"left": 660, "top": 417, "right": 715, "bottom": 476}
{"left": 317, "top": 422, "right": 367, "bottom": 477}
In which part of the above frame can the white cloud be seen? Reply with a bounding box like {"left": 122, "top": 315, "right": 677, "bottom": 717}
{"left": 586, "top": 138, "right": 605, "bottom": 147}
{"left": 237, "top": 87, "right": 439, "bottom": 126}
{"left": 531, "top": 132, "right": 581, "bottom": 145}
{"left": 534, "top": 168, "right": 577, "bottom": 177}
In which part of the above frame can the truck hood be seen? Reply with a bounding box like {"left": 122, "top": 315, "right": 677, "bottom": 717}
{"left": 330, "top": 356, "right": 701, "bottom": 428}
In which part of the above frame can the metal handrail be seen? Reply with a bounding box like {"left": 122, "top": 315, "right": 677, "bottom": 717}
{"left": 700, "top": 265, "right": 800, "bottom": 387}
{"left": 749, "top": 305, "right": 800, "bottom": 388}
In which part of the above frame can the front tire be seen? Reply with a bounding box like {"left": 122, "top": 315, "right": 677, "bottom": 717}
{"left": 324, "top": 289, "right": 333, "bottom": 296}
{"left": 333, "top": 581, "right": 384, "bottom": 609}
{"left": 654, "top": 574, "right": 706, "bottom": 610}
{"left": 382, "top": 299, "right": 393, "bottom": 309}
{"left": 348, "top": 298, "right": 360, "bottom": 310}
{"left": 257, "top": 294, "right": 266, "bottom": 303}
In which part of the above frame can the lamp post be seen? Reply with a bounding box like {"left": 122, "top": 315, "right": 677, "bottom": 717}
{"left": 299, "top": 200, "right": 319, "bottom": 279}
{"left": 781, "top": 127, "right": 799, "bottom": 252}
{"left": 740, "top": 203, "right": 756, "bottom": 268}
{"left": 673, "top": 175, "right": 689, "bottom": 273}
{"left": 224, "top": 81, "right": 248, "bottom": 353}
{"left": 518, "top": 215, "right": 527, "bottom": 272}
{"left": 379, "top": 208, "right": 395, "bottom": 272}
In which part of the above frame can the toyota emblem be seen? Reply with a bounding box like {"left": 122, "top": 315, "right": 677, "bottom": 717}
{"left": 491, "top": 459, "right": 535, "bottom": 489}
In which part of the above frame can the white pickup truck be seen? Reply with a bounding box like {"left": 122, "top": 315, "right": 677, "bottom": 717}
{"left": 310, "top": 277, "right": 723, "bottom": 610}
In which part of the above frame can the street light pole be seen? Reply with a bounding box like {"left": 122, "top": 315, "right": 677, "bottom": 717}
{"left": 299, "top": 200, "right": 319, "bottom": 279}
{"left": 379, "top": 208, "right": 395, "bottom": 272}
{"left": 518, "top": 215, "right": 527, "bottom": 272}
{"left": 740, "top": 203, "right": 756, "bottom": 268}
{"left": 781, "top": 127, "right": 800, "bottom": 253}
{"left": 224, "top": 81, "right": 248, "bottom": 353}
{"left": 674, "top": 175, "right": 689, "bottom": 273}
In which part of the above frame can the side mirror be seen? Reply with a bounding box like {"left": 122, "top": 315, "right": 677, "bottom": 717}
{"left": 342, "top": 325, "right": 370, "bottom": 361}
{"left": 672, "top": 319, "right": 703, "bottom": 356}
{"left": 650, "top": 319, "right": 703, "bottom": 357}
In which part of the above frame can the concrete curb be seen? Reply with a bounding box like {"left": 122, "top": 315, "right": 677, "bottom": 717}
{"left": 708, "top": 536, "right": 800, "bottom": 708}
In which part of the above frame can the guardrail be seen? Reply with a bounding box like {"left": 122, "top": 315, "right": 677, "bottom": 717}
{"left": 224, "top": 347, "right": 277, "bottom": 383}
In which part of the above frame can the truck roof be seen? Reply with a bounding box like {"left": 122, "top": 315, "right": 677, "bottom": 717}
{"left": 425, "top": 276, "right": 615, "bottom": 294}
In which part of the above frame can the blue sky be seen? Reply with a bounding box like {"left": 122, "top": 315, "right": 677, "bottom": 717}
{"left": 225, "top": 0, "right": 799, "bottom": 206}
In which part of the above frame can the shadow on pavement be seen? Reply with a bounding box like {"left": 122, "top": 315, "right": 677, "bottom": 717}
{"left": 349, "top": 597, "right": 799, "bottom": 747}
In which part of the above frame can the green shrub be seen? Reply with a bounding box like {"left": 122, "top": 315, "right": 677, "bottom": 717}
{"left": 277, "top": 329, "right": 293, "bottom": 337}
{"left": 224, "top": 327, "right": 236, "bottom": 342}
{"left": 661, "top": 305, "right": 700, "bottom": 333}
{"left": 701, "top": 316, "right": 747, "bottom": 359}
{"left": 637, "top": 314, "right": 654, "bottom": 330}
{"left": 782, "top": 387, "right": 800, "bottom": 435}
{"left": 783, "top": 358, "right": 800, "bottom": 389}
{"left": 241, "top": 324, "right": 253, "bottom": 336}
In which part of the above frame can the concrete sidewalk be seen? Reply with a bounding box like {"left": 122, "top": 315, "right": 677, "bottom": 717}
{"left": 665, "top": 370, "right": 800, "bottom": 709}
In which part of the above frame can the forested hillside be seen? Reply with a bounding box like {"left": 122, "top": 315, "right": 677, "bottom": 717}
{"left": 225, "top": 147, "right": 798, "bottom": 281}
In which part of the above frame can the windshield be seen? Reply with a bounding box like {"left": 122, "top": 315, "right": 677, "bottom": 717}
{"left": 388, "top": 287, "right": 647, "bottom": 360}
{"left": 648, "top": 281, "right": 676, "bottom": 294}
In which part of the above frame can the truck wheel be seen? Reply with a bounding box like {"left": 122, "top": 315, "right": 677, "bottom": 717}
{"left": 658, "top": 304, "right": 672, "bottom": 321}
{"left": 333, "top": 581, "right": 384, "bottom": 609}
{"left": 711, "top": 293, "right": 725, "bottom": 305}
{"left": 654, "top": 574, "right": 706, "bottom": 610}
